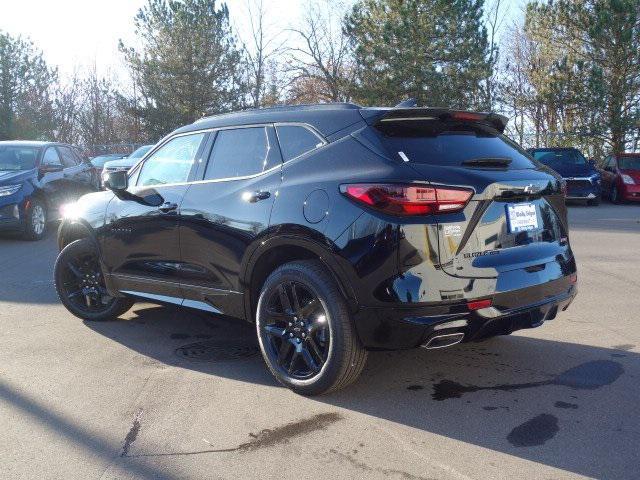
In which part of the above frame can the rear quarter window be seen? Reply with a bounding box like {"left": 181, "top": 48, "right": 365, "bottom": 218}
{"left": 373, "top": 121, "right": 536, "bottom": 169}
{"left": 276, "top": 125, "right": 324, "bottom": 161}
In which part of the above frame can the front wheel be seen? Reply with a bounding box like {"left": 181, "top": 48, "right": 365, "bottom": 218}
{"left": 22, "top": 199, "right": 47, "bottom": 240}
{"left": 256, "top": 260, "right": 367, "bottom": 395}
{"left": 54, "top": 238, "right": 133, "bottom": 321}
{"left": 611, "top": 186, "right": 621, "bottom": 204}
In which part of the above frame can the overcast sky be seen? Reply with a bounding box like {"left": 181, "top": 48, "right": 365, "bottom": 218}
{"left": 0, "top": 0, "right": 526, "bottom": 80}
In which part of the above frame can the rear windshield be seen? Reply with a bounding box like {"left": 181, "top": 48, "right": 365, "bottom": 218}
{"left": 372, "top": 120, "right": 536, "bottom": 169}
{"left": 619, "top": 155, "right": 640, "bottom": 170}
{"left": 531, "top": 149, "right": 587, "bottom": 169}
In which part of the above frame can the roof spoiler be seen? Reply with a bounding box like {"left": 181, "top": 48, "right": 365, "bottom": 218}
{"left": 360, "top": 107, "right": 509, "bottom": 133}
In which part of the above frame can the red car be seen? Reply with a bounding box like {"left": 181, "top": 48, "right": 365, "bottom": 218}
{"left": 599, "top": 153, "right": 640, "bottom": 203}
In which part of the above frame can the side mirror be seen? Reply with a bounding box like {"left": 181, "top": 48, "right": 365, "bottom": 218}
{"left": 103, "top": 170, "right": 128, "bottom": 191}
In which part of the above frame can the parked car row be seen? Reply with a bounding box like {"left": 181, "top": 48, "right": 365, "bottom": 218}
{"left": 527, "top": 147, "right": 640, "bottom": 206}
{"left": 0, "top": 141, "right": 98, "bottom": 240}
{"left": 0, "top": 142, "right": 156, "bottom": 240}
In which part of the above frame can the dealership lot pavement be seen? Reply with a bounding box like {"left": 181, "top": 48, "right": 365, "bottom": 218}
{"left": 1, "top": 203, "right": 639, "bottom": 480}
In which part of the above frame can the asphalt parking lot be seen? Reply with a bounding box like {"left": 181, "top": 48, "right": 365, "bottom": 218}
{"left": 1, "top": 203, "right": 639, "bottom": 480}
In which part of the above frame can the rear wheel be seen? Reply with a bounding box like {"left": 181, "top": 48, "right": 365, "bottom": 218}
{"left": 54, "top": 239, "right": 133, "bottom": 321}
{"left": 22, "top": 199, "right": 47, "bottom": 241}
{"left": 256, "top": 260, "right": 367, "bottom": 395}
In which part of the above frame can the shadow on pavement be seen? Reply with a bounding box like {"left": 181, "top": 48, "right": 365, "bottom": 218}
{"left": 84, "top": 303, "right": 639, "bottom": 480}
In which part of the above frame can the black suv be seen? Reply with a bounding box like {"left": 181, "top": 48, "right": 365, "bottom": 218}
{"left": 0, "top": 141, "right": 97, "bottom": 240}
{"left": 54, "top": 104, "right": 577, "bottom": 395}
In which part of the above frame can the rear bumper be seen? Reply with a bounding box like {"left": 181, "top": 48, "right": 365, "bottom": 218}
{"left": 353, "top": 277, "right": 577, "bottom": 350}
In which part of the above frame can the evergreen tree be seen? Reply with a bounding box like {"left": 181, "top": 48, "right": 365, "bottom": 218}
{"left": 0, "top": 31, "right": 57, "bottom": 140}
{"left": 345, "top": 0, "right": 492, "bottom": 109}
{"left": 120, "top": 0, "right": 245, "bottom": 139}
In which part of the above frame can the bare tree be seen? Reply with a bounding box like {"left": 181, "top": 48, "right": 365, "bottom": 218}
{"left": 287, "top": 0, "right": 354, "bottom": 103}
{"left": 52, "top": 72, "right": 82, "bottom": 144}
{"left": 242, "top": 0, "right": 287, "bottom": 108}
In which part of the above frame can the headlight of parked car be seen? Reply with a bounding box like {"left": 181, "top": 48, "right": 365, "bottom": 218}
{"left": 621, "top": 174, "right": 635, "bottom": 185}
{"left": 0, "top": 184, "right": 22, "bottom": 197}
{"left": 590, "top": 174, "right": 601, "bottom": 185}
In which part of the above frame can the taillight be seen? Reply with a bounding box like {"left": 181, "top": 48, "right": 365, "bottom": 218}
{"left": 449, "top": 111, "right": 485, "bottom": 122}
{"left": 340, "top": 184, "right": 473, "bottom": 216}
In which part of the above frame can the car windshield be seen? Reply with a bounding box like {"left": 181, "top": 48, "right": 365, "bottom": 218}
{"left": 0, "top": 146, "right": 39, "bottom": 171}
{"left": 619, "top": 155, "right": 640, "bottom": 170}
{"left": 128, "top": 145, "right": 152, "bottom": 159}
{"left": 531, "top": 149, "right": 587, "bottom": 169}
{"left": 91, "top": 155, "right": 122, "bottom": 168}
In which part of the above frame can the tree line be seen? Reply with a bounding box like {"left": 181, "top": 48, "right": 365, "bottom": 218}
{"left": 1, "top": 0, "right": 638, "bottom": 157}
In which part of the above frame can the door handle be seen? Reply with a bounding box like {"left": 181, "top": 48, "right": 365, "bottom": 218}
{"left": 158, "top": 202, "right": 178, "bottom": 213}
{"left": 243, "top": 190, "right": 271, "bottom": 203}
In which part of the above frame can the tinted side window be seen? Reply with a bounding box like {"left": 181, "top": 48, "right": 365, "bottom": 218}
{"left": 276, "top": 125, "right": 323, "bottom": 161}
{"left": 42, "top": 147, "right": 62, "bottom": 166}
{"left": 137, "top": 133, "right": 205, "bottom": 186}
{"left": 58, "top": 146, "right": 78, "bottom": 167}
{"left": 205, "top": 127, "right": 270, "bottom": 180}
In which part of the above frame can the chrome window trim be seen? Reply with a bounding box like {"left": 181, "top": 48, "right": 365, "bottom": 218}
{"left": 128, "top": 121, "right": 329, "bottom": 188}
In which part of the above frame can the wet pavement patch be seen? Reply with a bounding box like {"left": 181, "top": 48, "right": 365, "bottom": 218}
{"left": 554, "top": 401, "right": 578, "bottom": 409}
{"left": 507, "top": 414, "right": 559, "bottom": 447}
{"left": 432, "top": 360, "right": 624, "bottom": 401}
{"left": 175, "top": 340, "right": 259, "bottom": 362}
{"left": 128, "top": 412, "right": 342, "bottom": 457}
{"left": 407, "top": 385, "right": 424, "bottom": 391}
{"left": 121, "top": 408, "right": 143, "bottom": 457}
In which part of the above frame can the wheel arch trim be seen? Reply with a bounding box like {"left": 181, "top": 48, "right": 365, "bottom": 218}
{"left": 241, "top": 234, "right": 358, "bottom": 322}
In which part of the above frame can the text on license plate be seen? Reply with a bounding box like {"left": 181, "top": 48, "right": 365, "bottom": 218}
{"left": 506, "top": 203, "right": 538, "bottom": 233}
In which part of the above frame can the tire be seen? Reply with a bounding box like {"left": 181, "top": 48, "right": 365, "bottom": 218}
{"left": 22, "top": 198, "right": 47, "bottom": 241}
{"left": 54, "top": 238, "right": 134, "bottom": 321}
{"left": 611, "top": 186, "right": 621, "bottom": 204}
{"left": 256, "top": 260, "right": 367, "bottom": 396}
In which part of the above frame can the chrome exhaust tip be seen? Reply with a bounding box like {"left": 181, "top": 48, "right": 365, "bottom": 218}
{"left": 422, "top": 332, "right": 464, "bottom": 350}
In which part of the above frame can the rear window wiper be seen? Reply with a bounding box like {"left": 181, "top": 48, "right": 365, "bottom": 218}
{"left": 461, "top": 157, "right": 512, "bottom": 168}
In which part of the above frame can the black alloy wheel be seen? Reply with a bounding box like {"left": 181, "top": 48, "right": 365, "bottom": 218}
{"left": 260, "top": 280, "right": 330, "bottom": 380}
{"left": 54, "top": 239, "right": 133, "bottom": 321}
{"left": 256, "top": 260, "right": 367, "bottom": 395}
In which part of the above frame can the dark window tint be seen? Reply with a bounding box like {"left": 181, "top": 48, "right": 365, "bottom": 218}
{"left": 42, "top": 147, "right": 62, "bottom": 166}
{"left": 373, "top": 120, "right": 536, "bottom": 169}
{"left": 619, "top": 156, "right": 640, "bottom": 170}
{"left": 531, "top": 149, "right": 587, "bottom": 169}
{"left": 276, "top": 125, "right": 322, "bottom": 161}
{"left": 58, "top": 146, "right": 78, "bottom": 167}
{"left": 205, "top": 127, "right": 270, "bottom": 180}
